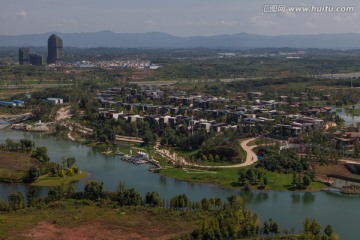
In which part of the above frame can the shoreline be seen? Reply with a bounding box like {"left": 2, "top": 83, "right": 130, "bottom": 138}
{"left": 4, "top": 127, "right": 355, "bottom": 194}
{"left": 156, "top": 167, "right": 331, "bottom": 193}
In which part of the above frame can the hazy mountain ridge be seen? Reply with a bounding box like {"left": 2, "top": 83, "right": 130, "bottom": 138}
{"left": 1, "top": 31, "right": 360, "bottom": 49}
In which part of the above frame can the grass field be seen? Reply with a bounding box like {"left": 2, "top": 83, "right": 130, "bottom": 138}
{"left": 349, "top": 108, "right": 360, "bottom": 116}
{"left": 0, "top": 202, "right": 199, "bottom": 240}
{"left": 31, "top": 172, "right": 88, "bottom": 187}
{"left": 0, "top": 151, "right": 34, "bottom": 183}
{"left": 160, "top": 167, "right": 326, "bottom": 191}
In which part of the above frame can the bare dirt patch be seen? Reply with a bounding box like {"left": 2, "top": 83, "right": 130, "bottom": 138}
{"left": 0, "top": 151, "right": 34, "bottom": 171}
{"left": 56, "top": 106, "right": 72, "bottom": 121}
{"left": 313, "top": 162, "right": 351, "bottom": 179}
{"left": 18, "top": 220, "right": 190, "bottom": 240}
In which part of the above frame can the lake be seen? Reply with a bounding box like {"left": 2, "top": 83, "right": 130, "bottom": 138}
{"left": 0, "top": 128, "right": 359, "bottom": 239}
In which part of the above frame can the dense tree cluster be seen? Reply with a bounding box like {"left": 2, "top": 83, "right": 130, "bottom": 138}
{"left": 0, "top": 138, "right": 35, "bottom": 152}
{"left": 194, "top": 134, "right": 244, "bottom": 163}
{"left": 238, "top": 168, "right": 268, "bottom": 189}
{"left": 256, "top": 147, "right": 309, "bottom": 173}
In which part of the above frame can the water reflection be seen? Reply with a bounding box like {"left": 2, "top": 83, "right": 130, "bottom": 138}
{"left": 302, "top": 192, "right": 316, "bottom": 204}
{"left": 291, "top": 192, "right": 301, "bottom": 204}
{"left": 159, "top": 175, "right": 167, "bottom": 186}
{"left": 254, "top": 191, "right": 269, "bottom": 203}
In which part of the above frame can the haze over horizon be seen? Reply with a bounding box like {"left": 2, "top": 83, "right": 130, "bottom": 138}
{"left": 1, "top": 0, "right": 359, "bottom": 37}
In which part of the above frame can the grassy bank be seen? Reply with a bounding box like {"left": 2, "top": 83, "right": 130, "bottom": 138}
{"left": 348, "top": 108, "right": 360, "bottom": 116}
{"left": 31, "top": 172, "right": 88, "bottom": 187}
{"left": 159, "top": 166, "right": 326, "bottom": 191}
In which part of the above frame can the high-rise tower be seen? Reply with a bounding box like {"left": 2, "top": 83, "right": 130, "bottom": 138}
{"left": 19, "top": 48, "right": 30, "bottom": 65}
{"left": 47, "top": 34, "right": 63, "bottom": 64}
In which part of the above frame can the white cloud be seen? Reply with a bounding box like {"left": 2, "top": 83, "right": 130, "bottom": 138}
{"left": 334, "top": 12, "right": 358, "bottom": 22}
{"left": 250, "top": 16, "right": 276, "bottom": 27}
{"left": 16, "top": 10, "right": 27, "bottom": 20}
{"left": 144, "top": 19, "right": 155, "bottom": 25}
{"left": 216, "top": 21, "right": 238, "bottom": 26}
{"left": 305, "top": 22, "right": 316, "bottom": 28}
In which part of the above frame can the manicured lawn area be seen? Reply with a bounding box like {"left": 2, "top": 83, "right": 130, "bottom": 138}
{"left": 160, "top": 167, "right": 240, "bottom": 188}
{"left": 31, "top": 172, "right": 88, "bottom": 187}
{"left": 160, "top": 167, "right": 326, "bottom": 191}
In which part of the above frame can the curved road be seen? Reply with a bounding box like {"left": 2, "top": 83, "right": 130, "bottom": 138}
{"left": 156, "top": 137, "right": 259, "bottom": 169}
{"left": 211, "top": 137, "right": 259, "bottom": 168}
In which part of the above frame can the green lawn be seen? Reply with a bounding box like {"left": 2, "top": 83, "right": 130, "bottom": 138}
{"left": 160, "top": 167, "right": 240, "bottom": 188}
{"left": 31, "top": 172, "right": 88, "bottom": 187}
{"left": 160, "top": 167, "right": 326, "bottom": 191}
{"left": 349, "top": 108, "right": 360, "bottom": 116}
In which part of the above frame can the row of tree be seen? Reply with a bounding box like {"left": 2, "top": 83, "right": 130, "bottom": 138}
{"left": 0, "top": 180, "right": 339, "bottom": 239}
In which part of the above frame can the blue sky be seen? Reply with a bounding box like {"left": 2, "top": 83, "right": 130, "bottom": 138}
{"left": 1, "top": 0, "right": 359, "bottom": 36}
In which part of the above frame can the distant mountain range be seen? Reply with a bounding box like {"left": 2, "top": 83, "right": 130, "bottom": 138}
{"left": 1, "top": 31, "right": 360, "bottom": 49}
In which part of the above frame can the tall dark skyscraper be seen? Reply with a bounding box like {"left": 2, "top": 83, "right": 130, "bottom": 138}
{"left": 19, "top": 48, "right": 30, "bottom": 65}
{"left": 47, "top": 34, "right": 63, "bottom": 64}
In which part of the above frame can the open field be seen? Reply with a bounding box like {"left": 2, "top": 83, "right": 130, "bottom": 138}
{"left": 0, "top": 151, "right": 34, "bottom": 182}
{"left": 0, "top": 151, "right": 34, "bottom": 171}
{"left": 160, "top": 166, "right": 326, "bottom": 191}
{"left": 31, "top": 172, "right": 88, "bottom": 187}
{"left": 0, "top": 203, "right": 198, "bottom": 240}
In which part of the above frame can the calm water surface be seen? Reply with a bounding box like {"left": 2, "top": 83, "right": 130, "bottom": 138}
{"left": 0, "top": 128, "right": 359, "bottom": 239}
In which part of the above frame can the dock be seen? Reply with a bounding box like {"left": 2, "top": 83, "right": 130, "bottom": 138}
{"left": 120, "top": 151, "right": 161, "bottom": 168}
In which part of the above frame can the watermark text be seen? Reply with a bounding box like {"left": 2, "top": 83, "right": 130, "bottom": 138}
{"left": 262, "top": 5, "right": 355, "bottom": 14}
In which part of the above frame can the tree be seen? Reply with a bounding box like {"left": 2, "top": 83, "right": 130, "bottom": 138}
{"left": 20, "top": 139, "right": 35, "bottom": 152}
{"left": 246, "top": 169, "right": 256, "bottom": 183}
{"left": 262, "top": 221, "right": 270, "bottom": 236}
{"left": 170, "top": 194, "right": 189, "bottom": 210}
{"left": 31, "top": 147, "right": 50, "bottom": 163}
{"left": 118, "top": 188, "right": 143, "bottom": 206}
{"left": 8, "top": 192, "right": 25, "bottom": 211}
{"left": 26, "top": 187, "right": 36, "bottom": 207}
{"left": 84, "top": 181, "right": 104, "bottom": 200}
{"left": 28, "top": 165, "right": 40, "bottom": 182}
{"left": 145, "top": 192, "right": 162, "bottom": 207}
{"left": 201, "top": 197, "right": 211, "bottom": 211}
{"left": 48, "top": 184, "right": 75, "bottom": 201}
{"left": 302, "top": 175, "right": 311, "bottom": 188}
{"left": 269, "top": 218, "right": 280, "bottom": 235}
{"left": 142, "top": 130, "right": 157, "bottom": 145}
{"left": 263, "top": 177, "right": 268, "bottom": 186}
{"left": 65, "top": 157, "right": 76, "bottom": 168}
{"left": 323, "top": 224, "right": 334, "bottom": 238}
{"left": 238, "top": 169, "right": 247, "bottom": 185}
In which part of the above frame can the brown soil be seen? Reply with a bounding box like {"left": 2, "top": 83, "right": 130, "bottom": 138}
{"left": 0, "top": 151, "right": 34, "bottom": 171}
{"left": 313, "top": 162, "right": 351, "bottom": 179}
{"left": 17, "top": 220, "right": 190, "bottom": 240}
